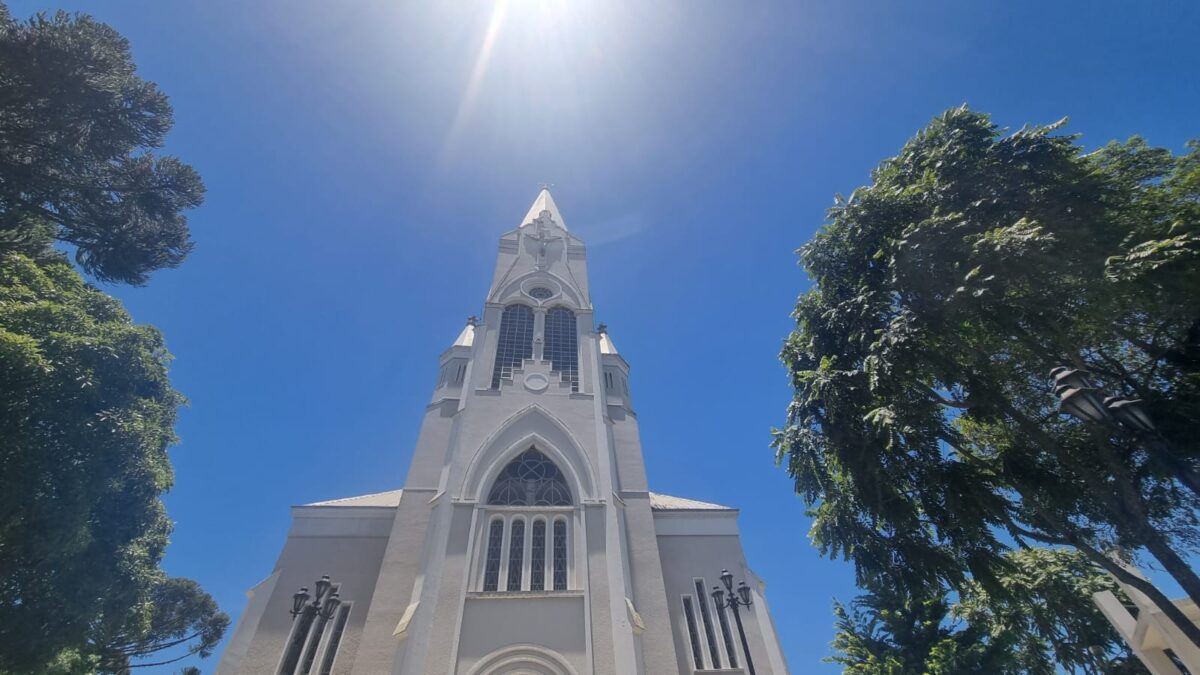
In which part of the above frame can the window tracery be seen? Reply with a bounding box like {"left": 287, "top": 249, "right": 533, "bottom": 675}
{"left": 478, "top": 450, "right": 574, "bottom": 593}
{"left": 486, "top": 449, "right": 572, "bottom": 506}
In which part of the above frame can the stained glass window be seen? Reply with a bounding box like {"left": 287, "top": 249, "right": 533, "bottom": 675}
{"left": 552, "top": 519, "right": 568, "bottom": 590}
{"left": 530, "top": 520, "right": 546, "bottom": 591}
{"left": 694, "top": 579, "right": 722, "bottom": 668}
{"left": 683, "top": 597, "right": 705, "bottom": 669}
{"left": 482, "top": 519, "right": 504, "bottom": 592}
{"left": 487, "top": 449, "right": 572, "bottom": 506}
{"left": 528, "top": 286, "right": 553, "bottom": 300}
{"left": 491, "top": 304, "right": 534, "bottom": 388}
{"left": 544, "top": 307, "right": 579, "bottom": 392}
{"left": 507, "top": 519, "right": 525, "bottom": 591}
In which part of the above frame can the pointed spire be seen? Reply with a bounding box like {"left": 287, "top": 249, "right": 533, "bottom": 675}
{"left": 519, "top": 186, "right": 567, "bottom": 231}
{"left": 453, "top": 316, "right": 477, "bottom": 348}
{"left": 597, "top": 323, "right": 619, "bottom": 355}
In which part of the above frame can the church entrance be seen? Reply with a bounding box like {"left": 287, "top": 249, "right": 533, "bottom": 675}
{"left": 469, "top": 644, "right": 575, "bottom": 675}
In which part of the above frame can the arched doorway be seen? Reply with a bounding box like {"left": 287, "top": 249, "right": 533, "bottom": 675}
{"left": 468, "top": 644, "right": 576, "bottom": 675}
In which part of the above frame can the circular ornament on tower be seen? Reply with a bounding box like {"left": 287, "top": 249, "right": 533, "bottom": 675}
{"left": 523, "top": 372, "right": 550, "bottom": 392}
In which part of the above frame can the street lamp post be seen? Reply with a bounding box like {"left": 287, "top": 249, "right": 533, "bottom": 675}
{"left": 1050, "top": 365, "right": 1200, "bottom": 499}
{"left": 711, "top": 569, "right": 757, "bottom": 675}
{"left": 280, "top": 575, "right": 342, "bottom": 675}
{"left": 290, "top": 574, "right": 342, "bottom": 621}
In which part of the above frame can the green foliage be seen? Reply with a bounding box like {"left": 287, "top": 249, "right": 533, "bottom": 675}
{"left": 777, "top": 106, "right": 1200, "bottom": 650}
{"left": 92, "top": 577, "right": 230, "bottom": 672}
{"left": 0, "top": 5, "right": 222, "bottom": 671}
{"left": 0, "top": 2, "right": 204, "bottom": 285}
{"left": 0, "top": 252, "right": 226, "bottom": 672}
{"left": 830, "top": 549, "right": 1146, "bottom": 675}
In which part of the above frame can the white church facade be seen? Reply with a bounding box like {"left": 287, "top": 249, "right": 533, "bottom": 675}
{"left": 216, "top": 190, "right": 789, "bottom": 675}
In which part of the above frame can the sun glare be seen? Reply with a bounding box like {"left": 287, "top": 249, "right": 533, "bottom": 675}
{"left": 434, "top": 0, "right": 645, "bottom": 172}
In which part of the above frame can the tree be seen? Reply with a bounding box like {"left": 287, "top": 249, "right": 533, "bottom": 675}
{"left": 92, "top": 577, "right": 230, "bottom": 672}
{"left": 830, "top": 549, "right": 1146, "bottom": 675}
{"left": 0, "top": 252, "right": 226, "bottom": 672}
{"left": 0, "top": 3, "right": 204, "bottom": 285}
{"left": 0, "top": 4, "right": 222, "bottom": 671}
{"left": 776, "top": 106, "right": 1200, "bottom": 647}
{"left": 830, "top": 582, "right": 1011, "bottom": 675}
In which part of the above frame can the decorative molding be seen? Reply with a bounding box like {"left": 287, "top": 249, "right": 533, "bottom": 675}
{"left": 466, "top": 643, "right": 579, "bottom": 675}
{"left": 459, "top": 404, "right": 598, "bottom": 502}
{"left": 523, "top": 372, "right": 550, "bottom": 392}
{"left": 392, "top": 601, "right": 420, "bottom": 640}
{"left": 625, "top": 597, "right": 646, "bottom": 635}
{"left": 652, "top": 511, "right": 741, "bottom": 537}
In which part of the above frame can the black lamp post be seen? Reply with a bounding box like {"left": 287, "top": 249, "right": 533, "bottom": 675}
{"left": 290, "top": 574, "right": 341, "bottom": 621}
{"left": 281, "top": 575, "right": 342, "bottom": 674}
{"left": 1049, "top": 366, "right": 1200, "bottom": 497}
{"left": 711, "top": 569, "right": 757, "bottom": 675}
{"left": 1050, "top": 366, "right": 1164, "bottom": 436}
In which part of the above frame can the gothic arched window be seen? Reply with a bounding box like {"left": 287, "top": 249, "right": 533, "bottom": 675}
{"left": 479, "top": 450, "right": 573, "bottom": 594}
{"left": 491, "top": 304, "right": 535, "bottom": 389}
{"left": 487, "top": 449, "right": 572, "bottom": 506}
{"left": 544, "top": 307, "right": 578, "bottom": 392}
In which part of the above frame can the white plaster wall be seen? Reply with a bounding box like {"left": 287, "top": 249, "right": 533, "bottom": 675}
{"left": 456, "top": 595, "right": 588, "bottom": 674}
{"left": 230, "top": 509, "right": 392, "bottom": 675}
{"left": 656, "top": 529, "right": 787, "bottom": 674}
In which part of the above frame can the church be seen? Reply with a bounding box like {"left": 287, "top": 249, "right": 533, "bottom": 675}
{"left": 216, "top": 190, "right": 789, "bottom": 675}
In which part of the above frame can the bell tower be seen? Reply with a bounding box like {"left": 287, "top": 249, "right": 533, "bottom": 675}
{"left": 348, "top": 187, "right": 675, "bottom": 673}
{"left": 217, "top": 189, "right": 788, "bottom": 675}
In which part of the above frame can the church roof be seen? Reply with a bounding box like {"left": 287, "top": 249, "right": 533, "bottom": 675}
{"left": 305, "top": 489, "right": 403, "bottom": 507}
{"left": 302, "top": 489, "right": 730, "bottom": 511}
{"left": 519, "top": 187, "right": 567, "bottom": 231}
{"left": 648, "top": 492, "right": 734, "bottom": 512}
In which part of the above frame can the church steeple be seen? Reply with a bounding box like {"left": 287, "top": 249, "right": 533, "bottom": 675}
{"left": 487, "top": 187, "right": 590, "bottom": 307}
{"left": 519, "top": 186, "right": 567, "bottom": 230}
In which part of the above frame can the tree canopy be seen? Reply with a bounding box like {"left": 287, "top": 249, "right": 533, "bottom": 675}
{"left": 0, "top": 4, "right": 223, "bottom": 672}
{"left": 830, "top": 549, "right": 1146, "bottom": 675}
{"left": 0, "top": 3, "right": 203, "bottom": 285}
{"left": 776, "top": 106, "right": 1200, "bottom": 649}
{"left": 0, "top": 252, "right": 226, "bottom": 672}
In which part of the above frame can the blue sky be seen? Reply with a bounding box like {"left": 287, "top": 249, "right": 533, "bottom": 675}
{"left": 9, "top": 0, "right": 1200, "bottom": 672}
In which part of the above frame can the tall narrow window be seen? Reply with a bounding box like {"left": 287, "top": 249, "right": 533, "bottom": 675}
{"left": 482, "top": 519, "right": 504, "bottom": 592}
{"left": 716, "top": 599, "right": 739, "bottom": 668}
{"left": 506, "top": 519, "right": 525, "bottom": 591}
{"left": 299, "top": 618, "right": 325, "bottom": 675}
{"left": 694, "top": 579, "right": 722, "bottom": 668}
{"left": 552, "top": 519, "right": 568, "bottom": 590}
{"left": 317, "top": 603, "right": 352, "bottom": 675}
{"left": 543, "top": 307, "right": 579, "bottom": 392}
{"left": 491, "top": 304, "right": 535, "bottom": 388}
{"left": 279, "top": 611, "right": 314, "bottom": 675}
{"left": 683, "top": 597, "right": 705, "bottom": 669}
{"left": 530, "top": 520, "right": 546, "bottom": 591}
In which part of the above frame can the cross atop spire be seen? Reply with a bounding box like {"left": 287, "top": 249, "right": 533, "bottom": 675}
{"left": 519, "top": 185, "right": 567, "bottom": 231}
